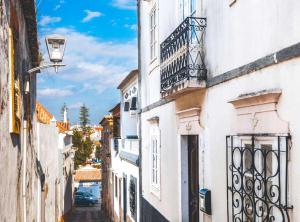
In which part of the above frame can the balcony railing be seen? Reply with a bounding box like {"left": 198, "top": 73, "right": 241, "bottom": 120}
{"left": 160, "top": 17, "right": 207, "bottom": 94}
{"left": 121, "top": 138, "right": 139, "bottom": 155}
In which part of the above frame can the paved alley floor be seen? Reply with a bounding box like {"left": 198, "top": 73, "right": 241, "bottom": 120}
{"left": 66, "top": 203, "right": 110, "bottom": 222}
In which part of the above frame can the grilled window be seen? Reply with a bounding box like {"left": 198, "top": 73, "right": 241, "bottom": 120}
{"left": 130, "top": 97, "right": 137, "bottom": 110}
{"left": 226, "top": 135, "right": 292, "bottom": 222}
{"left": 130, "top": 176, "right": 137, "bottom": 220}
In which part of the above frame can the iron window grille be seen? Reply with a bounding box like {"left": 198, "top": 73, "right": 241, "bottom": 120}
{"left": 124, "top": 102, "right": 130, "bottom": 112}
{"left": 130, "top": 176, "right": 137, "bottom": 221}
{"left": 226, "top": 134, "right": 293, "bottom": 222}
{"left": 130, "top": 97, "right": 137, "bottom": 110}
{"left": 160, "top": 17, "right": 207, "bottom": 92}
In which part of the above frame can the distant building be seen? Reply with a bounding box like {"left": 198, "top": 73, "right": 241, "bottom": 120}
{"left": 36, "top": 102, "right": 74, "bottom": 222}
{"left": 112, "top": 70, "right": 140, "bottom": 222}
{"left": 100, "top": 114, "right": 115, "bottom": 220}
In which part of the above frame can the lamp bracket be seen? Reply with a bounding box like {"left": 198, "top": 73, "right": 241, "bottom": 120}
{"left": 27, "top": 63, "right": 66, "bottom": 74}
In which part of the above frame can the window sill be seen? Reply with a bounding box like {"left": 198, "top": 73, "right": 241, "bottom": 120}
{"left": 150, "top": 184, "right": 161, "bottom": 200}
{"left": 149, "top": 58, "right": 160, "bottom": 75}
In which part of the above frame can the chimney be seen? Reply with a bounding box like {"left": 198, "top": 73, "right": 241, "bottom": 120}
{"left": 64, "top": 107, "right": 68, "bottom": 123}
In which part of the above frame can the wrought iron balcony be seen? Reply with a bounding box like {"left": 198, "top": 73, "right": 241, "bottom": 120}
{"left": 160, "top": 17, "right": 207, "bottom": 97}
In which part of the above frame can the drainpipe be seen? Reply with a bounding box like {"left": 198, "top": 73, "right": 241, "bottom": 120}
{"left": 137, "top": 0, "right": 143, "bottom": 221}
{"left": 23, "top": 119, "right": 28, "bottom": 222}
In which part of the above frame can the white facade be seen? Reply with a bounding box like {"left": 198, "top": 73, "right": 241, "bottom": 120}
{"left": 111, "top": 71, "right": 140, "bottom": 222}
{"left": 58, "top": 130, "right": 74, "bottom": 219}
{"left": 36, "top": 122, "right": 60, "bottom": 222}
{"left": 36, "top": 120, "right": 74, "bottom": 222}
{"left": 139, "top": 0, "right": 300, "bottom": 221}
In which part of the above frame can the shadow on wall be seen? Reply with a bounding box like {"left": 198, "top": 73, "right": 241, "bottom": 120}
{"left": 64, "top": 169, "right": 73, "bottom": 215}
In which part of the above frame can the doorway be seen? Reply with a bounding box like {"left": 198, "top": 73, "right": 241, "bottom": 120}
{"left": 123, "top": 174, "right": 127, "bottom": 222}
{"left": 181, "top": 135, "right": 199, "bottom": 222}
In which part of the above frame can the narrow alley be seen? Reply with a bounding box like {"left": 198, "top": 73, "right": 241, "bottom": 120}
{"left": 66, "top": 204, "right": 109, "bottom": 222}
{"left": 2, "top": 0, "right": 300, "bottom": 222}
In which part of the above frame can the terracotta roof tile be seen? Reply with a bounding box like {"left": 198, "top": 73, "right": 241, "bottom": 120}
{"left": 74, "top": 169, "right": 102, "bottom": 182}
{"left": 56, "top": 121, "right": 70, "bottom": 133}
{"left": 36, "top": 102, "right": 54, "bottom": 124}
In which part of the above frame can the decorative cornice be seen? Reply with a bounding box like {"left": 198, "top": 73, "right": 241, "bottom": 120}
{"left": 147, "top": 116, "right": 159, "bottom": 124}
{"left": 176, "top": 107, "right": 201, "bottom": 119}
{"left": 228, "top": 89, "right": 282, "bottom": 109}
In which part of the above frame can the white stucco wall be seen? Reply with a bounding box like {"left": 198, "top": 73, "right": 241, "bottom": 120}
{"left": 120, "top": 79, "right": 139, "bottom": 138}
{"left": 203, "top": 0, "right": 300, "bottom": 77}
{"left": 199, "top": 58, "right": 300, "bottom": 222}
{"left": 37, "top": 122, "right": 60, "bottom": 222}
{"left": 141, "top": 102, "right": 180, "bottom": 221}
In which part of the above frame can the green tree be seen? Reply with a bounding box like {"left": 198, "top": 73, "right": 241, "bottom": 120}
{"left": 79, "top": 104, "right": 90, "bottom": 128}
{"left": 95, "top": 145, "right": 101, "bottom": 160}
{"left": 73, "top": 128, "right": 94, "bottom": 169}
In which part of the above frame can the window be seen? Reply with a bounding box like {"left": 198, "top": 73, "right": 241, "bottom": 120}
{"left": 151, "top": 135, "right": 160, "bottom": 191}
{"left": 129, "top": 176, "right": 137, "bottom": 221}
{"left": 9, "top": 27, "right": 21, "bottom": 134}
{"left": 150, "top": 6, "right": 157, "bottom": 61}
{"left": 226, "top": 135, "right": 291, "bottom": 222}
{"left": 115, "top": 176, "right": 118, "bottom": 197}
{"left": 151, "top": 137, "right": 158, "bottom": 185}
{"left": 130, "top": 97, "right": 137, "bottom": 110}
{"left": 148, "top": 117, "right": 160, "bottom": 197}
{"left": 124, "top": 102, "right": 130, "bottom": 112}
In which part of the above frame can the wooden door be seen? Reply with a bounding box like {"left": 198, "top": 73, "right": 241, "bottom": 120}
{"left": 123, "top": 174, "right": 127, "bottom": 222}
{"left": 188, "top": 135, "right": 199, "bottom": 222}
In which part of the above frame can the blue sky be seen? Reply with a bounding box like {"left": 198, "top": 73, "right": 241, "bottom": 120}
{"left": 36, "top": 0, "right": 137, "bottom": 125}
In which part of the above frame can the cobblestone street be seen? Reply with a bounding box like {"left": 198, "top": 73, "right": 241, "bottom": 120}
{"left": 66, "top": 203, "right": 110, "bottom": 222}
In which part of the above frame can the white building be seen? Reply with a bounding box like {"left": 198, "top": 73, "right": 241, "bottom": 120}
{"left": 36, "top": 103, "right": 74, "bottom": 222}
{"left": 111, "top": 70, "right": 140, "bottom": 222}
{"left": 138, "top": 0, "right": 300, "bottom": 221}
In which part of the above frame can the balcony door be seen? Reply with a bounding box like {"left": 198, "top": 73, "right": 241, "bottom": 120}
{"left": 179, "top": 0, "right": 196, "bottom": 21}
{"left": 188, "top": 135, "right": 199, "bottom": 222}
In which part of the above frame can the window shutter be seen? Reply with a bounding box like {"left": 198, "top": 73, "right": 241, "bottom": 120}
{"left": 124, "top": 102, "right": 130, "bottom": 112}
{"left": 130, "top": 97, "right": 137, "bottom": 110}
{"left": 9, "top": 27, "right": 21, "bottom": 134}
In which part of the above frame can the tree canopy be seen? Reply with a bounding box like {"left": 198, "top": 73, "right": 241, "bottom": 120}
{"left": 79, "top": 104, "right": 90, "bottom": 128}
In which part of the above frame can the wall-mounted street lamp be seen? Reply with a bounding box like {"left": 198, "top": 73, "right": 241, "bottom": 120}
{"left": 45, "top": 35, "right": 66, "bottom": 70}
{"left": 25, "top": 35, "right": 67, "bottom": 94}
{"left": 27, "top": 34, "right": 67, "bottom": 74}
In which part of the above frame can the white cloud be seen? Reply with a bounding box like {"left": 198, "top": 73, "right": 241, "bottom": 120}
{"left": 112, "top": 0, "right": 136, "bottom": 10}
{"left": 39, "top": 16, "right": 62, "bottom": 26}
{"left": 69, "top": 102, "right": 83, "bottom": 109}
{"left": 38, "top": 27, "right": 137, "bottom": 95}
{"left": 82, "top": 10, "right": 102, "bottom": 23}
{"left": 38, "top": 88, "right": 73, "bottom": 98}
{"left": 54, "top": 0, "right": 65, "bottom": 10}
{"left": 124, "top": 24, "right": 137, "bottom": 31}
